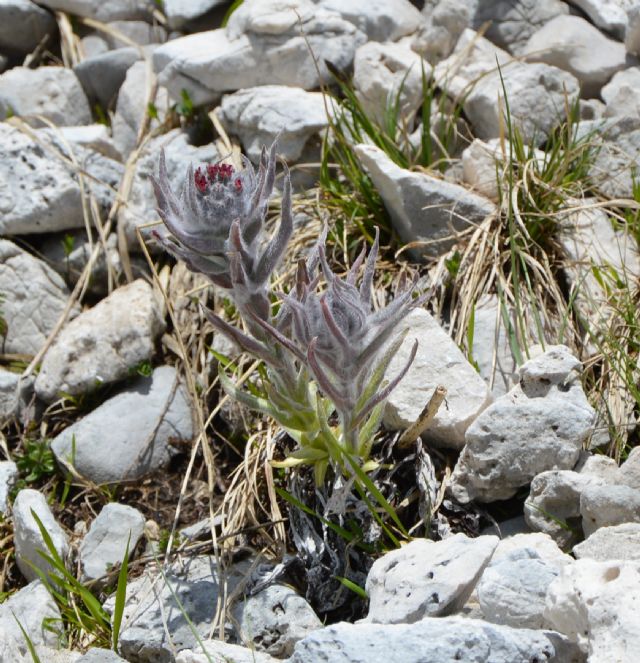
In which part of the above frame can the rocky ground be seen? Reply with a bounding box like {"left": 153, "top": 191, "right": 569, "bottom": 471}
{"left": 1, "top": 0, "right": 640, "bottom": 662}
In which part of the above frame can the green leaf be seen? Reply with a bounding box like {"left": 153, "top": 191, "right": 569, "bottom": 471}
{"left": 335, "top": 576, "right": 368, "bottom": 600}
{"left": 111, "top": 535, "right": 130, "bottom": 652}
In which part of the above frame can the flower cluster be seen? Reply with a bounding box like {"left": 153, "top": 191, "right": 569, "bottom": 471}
{"left": 152, "top": 141, "right": 421, "bottom": 481}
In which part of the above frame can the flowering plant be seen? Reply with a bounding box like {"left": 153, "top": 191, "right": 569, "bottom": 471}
{"left": 151, "top": 142, "right": 421, "bottom": 486}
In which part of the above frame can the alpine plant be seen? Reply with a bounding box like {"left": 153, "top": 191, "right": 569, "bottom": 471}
{"left": 152, "top": 141, "right": 422, "bottom": 485}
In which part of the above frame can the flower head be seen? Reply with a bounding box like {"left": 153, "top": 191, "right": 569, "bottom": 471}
{"left": 150, "top": 141, "right": 291, "bottom": 299}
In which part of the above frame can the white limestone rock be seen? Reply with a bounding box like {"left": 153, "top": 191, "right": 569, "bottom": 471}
{"left": 74, "top": 47, "right": 141, "bottom": 111}
{"left": 355, "top": 143, "right": 496, "bottom": 261}
{"left": 570, "top": 0, "right": 631, "bottom": 40}
{"left": 470, "top": 0, "right": 569, "bottom": 55}
{"left": 0, "top": 123, "right": 123, "bottom": 235}
{"left": 461, "top": 138, "right": 503, "bottom": 202}
{"left": 365, "top": 533, "right": 499, "bottom": 623}
{"left": 382, "top": 308, "right": 492, "bottom": 449}
{"left": 0, "top": 581, "right": 63, "bottom": 658}
{"left": 79, "top": 503, "right": 145, "bottom": 583}
{"left": 0, "top": 0, "right": 56, "bottom": 55}
{"left": 525, "top": 470, "right": 605, "bottom": 548}
{"left": 218, "top": 86, "right": 328, "bottom": 162}
{"left": 353, "top": 41, "right": 425, "bottom": 125}
{"left": 35, "top": 279, "right": 165, "bottom": 401}
{"left": 434, "top": 29, "right": 512, "bottom": 99}
{"left": 51, "top": 366, "right": 192, "bottom": 484}
{"left": 490, "top": 532, "right": 570, "bottom": 564}
{"left": 315, "top": 0, "right": 423, "bottom": 42}
{"left": 618, "top": 446, "right": 640, "bottom": 489}
{"left": 177, "top": 642, "right": 278, "bottom": 663}
{"left": 55, "top": 124, "right": 122, "bottom": 161}
{"left": 0, "top": 460, "right": 18, "bottom": 515}
{"left": 239, "top": 584, "right": 322, "bottom": 657}
{"left": 0, "top": 66, "right": 91, "bottom": 126}
{"left": 76, "top": 650, "right": 128, "bottom": 662}
{"left": 573, "top": 523, "right": 640, "bottom": 561}
{"left": 153, "top": 0, "right": 366, "bottom": 105}
{"left": 105, "top": 555, "right": 251, "bottom": 662}
{"left": 161, "top": 0, "right": 228, "bottom": 30}
{"left": 575, "top": 452, "right": 620, "bottom": 484}
{"left": 469, "top": 293, "right": 519, "bottom": 396}
{"left": 451, "top": 346, "right": 596, "bottom": 503}
{"left": 477, "top": 546, "right": 571, "bottom": 629}
{"left": 585, "top": 115, "right": 640, "bottom": 198}
{"left": 112, "top": 60, "right": 170, "bottom": 159}
{"left": 12, "top": 488, "right": 70, "bottom": 583}
{"left": 0, "top": 240, "right": 78, "bottom": 356}
{"left": 602, "top": 67, "right": 640, "bottom": 117}
{"left": 120, "top": 129, "right": 218, "bottom": 247}
{"left": 523, "top": 15, "right": 629, "bottom": 98}
{"left": 545, "top": 558, "right": 640, "bottom": 661}
{"left": 580, "top": 483, "right": 640, "bottom": 537}
{"left": 557, "top": 199, "right": 640, "bottom": 329}
{"left": 625, "top": 4, "right": 640, "bottom": 55}
{"left": 464, "top": 60, "right": 580, "bottom": 143}
{"left": 36, "top": 0, "right": 152, "bottom": 21}
{"left": 289, "top": 617, "right": 582, "bottom": 662}
{"left": 413, "top": 0, "right": 471, "bottom": 64}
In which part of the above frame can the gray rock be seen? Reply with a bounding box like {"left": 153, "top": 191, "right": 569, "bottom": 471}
{"left": 365, "top": 533, "right": 499, "bottom": 623}
{"left": 161, "top": 0, "right": 228, "bottom": 30}
{"left": 12, "top": 488, "right": 69, "bottom": 583}
{"left": 477, "top": 547, "right": 570, "bottom": 629}
{"left": 239, "top": 584, "right": 322, "bottom": 657}
{"left": 586, "top": 115, "right": 640, "bottom": 198}
{"left": 35, "top": 279, "right": 165, "bottom": 401}
{"left": 469, "top": 293, "right": 519, "bottom": 396}
{"left": 353, "top": 41, "right": 425, "bottom": 125}
{"left": 471, "top": 0, "right": 569, "bottom": 55}
{"left": 575, "top": 452, "right": 620, "bottom": 483}
{"left": 104, "top": 20, "right": 165, "bottom": 48}
{"left": 289, "top": 616, "right": 582, "bottom": 662}
{"left": 545, "top": 558, "right": 640, "bottom": 661}
{"left": 0, "top": 240, "right": 78, "bottom": 356}
{"left": 461, "top": 138, "right": 503, "bottom": 202}
{"left": 79, "top": 503, "right": 145, "bottom": 583}
{"left": 176, "top": 642, "right": 278, "bottom": 663}
{"left": 74, "top": 47, "right": 141, "bottom": 110}
{"left": 51, "top": 365, "right": 192, "bottom": 484}
{"left": 570, "top": 0, "right": 630, "bottom": 40}
{"left": 36, "top": 0, "right": 152, "bottom": 21}
{"left": 602, "top": 67, "right": 640, "bottom": 117}
{"left": 218, "top": 86, "right": 328, "bottom": 162}
{"left": 0, "top": 460, "right": 18, "bottom": 515}
{"left": 0, "top": 123, "right": 123, "bottom": 235}
{"left": 464, "top": 60, "right": 580, "bottom": 143}
{"left": 619, "top": 446, "right": 640, "bottom": 489}
{"left": 153, "top": 0, "right": 366, "bottom": 105}
{"left": 315, "top": 0, "right": 423, "bottom": 42}
{"left": 55, "top": 124, "right": 122, "bottom": 161}
{"left": 35, "top": 229, "right": 127, "bottom": 298}
{"left": 76, "top": 650, "right": 128, "bottom": 662}
{"left": 523, "top": 15, "right": 630, "bottom": 98}
{"left": 525, "top": 470, "right": 604, "bottom": 548}
{"left": 0, "top": 581, "right": 63, "bottom": 657}
{"left": 105, "top": 555, "right": 250, "bottom": 663}
{"left": 0, "top": 368, "right": 33, "bottom": 420}
{"left": 382, "top": 308, "right": 491, "bottom": 449}
{"left": 0, "top": 0, "right": 56, "bottom": 55}
{"left": 112, "top": 60, "right": 170, "bottom": 159}
{"left": 355, "top": 143, "right": 497, "bottom": 261}
{"left": 580, "top": 483, "right": 640, "bottom": 537}
{"left": 413, "top": 0, "right": 471, "bottom": 64}
{"left": 0, "top": 66, "right": 91, "bottom": 126}
{"left": 557, "top": 199, "right": 640, "bottom": 335}
{"left": 119, "top": 129, "right": 218, "bottom": 247}
{"left": 451, "top": 345, "right": 596, "bottom": 503}
{"left": 626, "top": 4, "right": 640, "bottom": 55}
{"left": 434, "top": 29, "right": 513, "bottom": 98}
{"left": 490, "top": 531, "right": 570, "bottom": 563}
{"left": 573, "top": 523, "right": 640, "bottom": 561}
